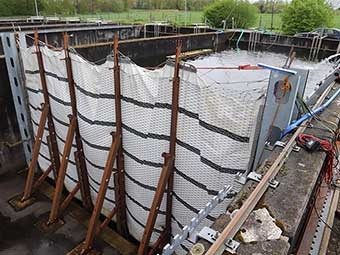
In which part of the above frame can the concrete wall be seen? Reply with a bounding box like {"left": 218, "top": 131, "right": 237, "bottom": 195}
{"left": 231, "top": 30, "right": 340, "bottom": 60}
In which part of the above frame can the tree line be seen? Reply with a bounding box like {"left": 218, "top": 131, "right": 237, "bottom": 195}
{"left": 0, "top": 0, "right": 291, "bottom": 17}
{"left": 0, "top": 0, "right": 217, "bottom": 16}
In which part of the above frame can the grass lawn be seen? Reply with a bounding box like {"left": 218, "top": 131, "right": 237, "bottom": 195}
{"left": 79, "top": 9, "right": 204, "bottom": 25}
{"left": 78, "top": 9, "right": 340, "bottom": 31}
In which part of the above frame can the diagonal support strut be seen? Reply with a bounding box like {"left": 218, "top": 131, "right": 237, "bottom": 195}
{"left": 138, "top": 40, "right": 182, "bottom": 255}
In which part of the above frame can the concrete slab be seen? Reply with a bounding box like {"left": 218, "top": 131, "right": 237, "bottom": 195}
{"left": 0, "top": 171, "right": 118, "bottom": 255}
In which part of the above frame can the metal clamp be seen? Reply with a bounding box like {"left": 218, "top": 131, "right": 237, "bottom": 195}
{"left": 197, "top": 227, "right": 240, "bottom": 254}
{"left": 266, "top": 141, "right": 300, "bottom": 152}
{"left": 236, "top": 171, "right": 279, "bottom": 189}
{"left": 161, "top": 186, "right": 234, "bottom": 255}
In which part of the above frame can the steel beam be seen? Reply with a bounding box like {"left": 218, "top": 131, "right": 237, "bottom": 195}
{"left": 21, "top": 103, "right": 49, "bottom": 201}
{"left": 47, "top": 115, "right": 77, "bottom": 225}
{"left": 34, "top": 31, "right": 61, "bottom": 177}
{"left": 165, "top": 40, "right": 182, "bottom": 242}
{"left": 80, "top": 132, "right": 121, "bottom": 254}
{"left": 138, "top": 40, "right": 182, "bottom": 255}
{"left": 1, "top": 32, "right": 33, "bottom": 165}
{"left": 113, "top": 33, "right": 128, "bottom": 238}
{"left": 8, "top": 101, "right": 52, "bottom": 211}
{"left": 63, "top": 32, "right": 92, "bottom": 210}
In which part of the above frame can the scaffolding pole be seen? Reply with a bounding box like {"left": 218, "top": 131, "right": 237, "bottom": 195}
{"left": 138, "top": 40, "right": 182, "bottom": 255}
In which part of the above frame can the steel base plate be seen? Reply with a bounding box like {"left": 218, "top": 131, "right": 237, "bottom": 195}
{"left": 35, "top": 217, "right": 65, "bottom": 234}
{"left": 8, "top": 193, "right": 36, "bottom": 211}
{"left": 67, "top": 242, "right": 101, "bottom": 255}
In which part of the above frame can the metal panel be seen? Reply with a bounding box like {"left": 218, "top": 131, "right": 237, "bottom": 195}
{"left": 252, "top": 68, "right": 309, "bottom": 170}
{"left": 1, "top": 32, "right": 32, "bottom": 165}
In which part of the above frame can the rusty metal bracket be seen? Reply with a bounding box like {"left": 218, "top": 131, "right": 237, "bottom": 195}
{"left": 138, "top": 40, "right": 182, "bottom": 255}
{"left": 63, "top": 32, "right": 92, "bottom": 211}
{"left": 8, "top": 103, "right": 50, "bottom": 211}
{"left": 72, "top": 132, "right": 120, "bottom": 255}
{"left": 33, "top": 31, "right": 61, "bottom": 177}
{"left": 36, "top": 115, "right": 77, "bottom": 233}
{"left": 70, "top": 34, "right": 128, "bottom": 255}
{"left": 8, "top": 31, "right": 62, "bottom": 211}
{"left": 197, "top": 227, "right": 240, "bottom": 254}
{"left": 112, "top": 33, "right": 128, "bottom": 238}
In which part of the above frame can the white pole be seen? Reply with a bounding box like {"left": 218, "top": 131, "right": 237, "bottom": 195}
{"left": 34, "top": 0, "right": 39, "bottom": 17}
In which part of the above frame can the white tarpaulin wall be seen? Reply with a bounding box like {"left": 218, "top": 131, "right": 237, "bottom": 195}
{"left": 21, "top": 45, "right": 263, "bottom": 253}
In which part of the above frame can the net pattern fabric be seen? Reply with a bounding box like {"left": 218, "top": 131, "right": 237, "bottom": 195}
{"left": 21, "top": 46, "right": 263, "bottom": 253}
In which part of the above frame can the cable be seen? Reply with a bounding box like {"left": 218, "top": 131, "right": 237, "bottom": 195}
{"left": 296, "top": 134, "right": 335, "bottom": 183}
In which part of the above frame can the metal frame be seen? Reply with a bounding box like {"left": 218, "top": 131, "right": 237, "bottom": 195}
{"left": 112, "top": 33, "right": 128, "bottom": 237}
{"left": 69, "top": 34, "right": 128, "bottom": 255}
{"left": 162, "top": 185, "right": 233, "bottom": 255}
{"left": 138, "top": 40, "right": 182, "bottom": 255}
{"left": 1, "top": 32, "right": 33, "bottom": 165}
{"left": 37, "top": 31, "right": 95, "bottom": 229}
{"left": 7, "top": 31, "right": 63, "bottom": 211}
{"left": 46, "top": 114, "right": 77, "bottom": 225}
{"left": 63, "top": 32, "right": 92, "bottom": 210}
{"left": 33, "top": 30, "right": 61, "bottom": 178}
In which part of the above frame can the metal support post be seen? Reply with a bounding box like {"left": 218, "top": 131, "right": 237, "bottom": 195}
{"left": 21, "top": 103, "right": 49, "bottom": 201}
{"left": 138, "top": 40, "right": 182, "bottom": 255}
{"left": 81, "top": 133, "right": 120, "bottom": 254}
{"left": 68, "top": 133, "right": 120, "bottom": 255}
{"left": 9, "top": 103, "right": 52, "bottom": 211}
{"left": 47, "top": 115, "right": 76, "bottom": 224}
{"left": 35, "top": 115, "right": 77, "bottom": 233}
{"left": 63, "top": 32, "right": 92, "bottom": 210}
{"left": 1, "top": 32, "right": 33, "bottom": 166}
{"left": 112, "top": 33, "right": 128, "bottom": 238}
{"left": 68, "top": 34, "right": 128, "bottom": 255}
{"left": 8, "top": 31, "right": 61, "bottom": 211}
{"left": 34, "top": 31, "right": 61, "bottom": 178}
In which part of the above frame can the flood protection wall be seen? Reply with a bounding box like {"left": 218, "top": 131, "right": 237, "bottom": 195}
{"left": 21, "top": 45, "right": 262, "bottom": 253}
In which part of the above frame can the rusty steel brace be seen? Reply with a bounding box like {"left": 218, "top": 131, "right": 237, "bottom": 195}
{"left": 33, "top": 31, "right": 61, "bottom": 180}
{"left": 69, "top": 34, "right": 128, "bottom": 255}
{"left": 63, "top": 32, "right": 93, "bottom": 211}
{"left": 8, "top": 31, "right": 61, "bottom": 211}
{"left": 79, "top": 132, "right": 120, "bottom": 255}
{"left": 112, "top": 33, "right": 129, "bottom": 238}
{"left": 138, "top": 40, "right": 182, "bottom": 255}
{"left": 46, "top": 114, "right": 77, "bottom": 226}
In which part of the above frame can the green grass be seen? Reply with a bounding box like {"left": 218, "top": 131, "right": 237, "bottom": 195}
{"left": 78, "top": 9, "right": 204, "bottom": 25}
{"left": 76, "top": 9, "right": 340, "bottom": 30}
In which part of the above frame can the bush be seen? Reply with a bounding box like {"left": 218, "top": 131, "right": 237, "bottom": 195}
{"left": 281, "top": 0, "right": 334, "bottom": 35}
{"left": 203, "top": 0, "right": 257, "bottom": 28}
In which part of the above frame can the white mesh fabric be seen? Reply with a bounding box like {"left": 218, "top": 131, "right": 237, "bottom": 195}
{"left": 21, "top": 46, "right": 263, "bottom": 254}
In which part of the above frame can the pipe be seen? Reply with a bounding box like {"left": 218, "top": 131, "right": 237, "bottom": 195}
{"left": 281, "top": 87, "right": 340, "bottom": 138}
{"left": 257, "top": 63, "right": 297, "bottom": 75}
{"left": 236, "top": 29, "right": 244, "bottom": 52}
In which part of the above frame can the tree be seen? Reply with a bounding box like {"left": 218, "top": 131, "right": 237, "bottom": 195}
{"left": 0, "top": 0, "right": 42, "bottom": 16}
{"left": 281, "top": 0, "right": 334, "bottom": 35}
{"left": 253, "top": 0, "right": 287, "bottom": 14}
{"left": 204, "top": 0, "right": 257, "bottom": 28}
